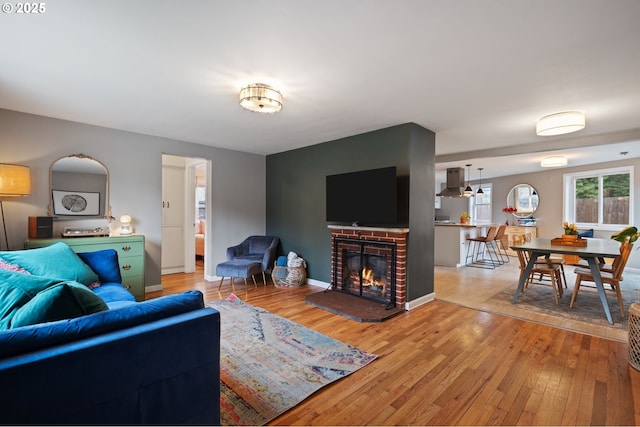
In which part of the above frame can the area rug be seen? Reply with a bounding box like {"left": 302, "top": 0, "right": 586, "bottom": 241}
{"left": 482, "top": 273, "right": 640, "bottom": 342}
{"left": 208, "top": 294, "right": 377, "bottom": 426}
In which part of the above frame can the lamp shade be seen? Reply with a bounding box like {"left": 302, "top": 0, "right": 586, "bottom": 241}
{"left": 541, "top": 156, "right": 568, "bottom": 168}
{"left": 0, "top": 164, "right": 30, "bottom": 196}
{"left": 239, "top": 83, "right": 283, "bottom": 113}
{"left": 536, "top": 111, "right": 585, "bottom": 136}
{"left": 119, "top": 214, "right": 132, "bottom": 235}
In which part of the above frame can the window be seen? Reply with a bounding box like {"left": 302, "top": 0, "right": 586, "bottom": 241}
{"left": 564, "top": 166, "right": 633, "bottom": 230}
{"left": 469, "top": 183, "right": 492, "bottom": 224}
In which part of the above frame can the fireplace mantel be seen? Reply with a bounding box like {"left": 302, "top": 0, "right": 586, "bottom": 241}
{"left": 327, "top": 225, "right": 409, "bottom": 233}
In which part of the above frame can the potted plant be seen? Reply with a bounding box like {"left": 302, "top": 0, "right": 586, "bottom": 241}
{"left": 460, "top": 212, "right": 471, "bottom": 224}
{"left": 611, "top": 226, "right": 639, "bottom": 243}
{"left": 562, "top": 221, "right": 579, "bottom": 240}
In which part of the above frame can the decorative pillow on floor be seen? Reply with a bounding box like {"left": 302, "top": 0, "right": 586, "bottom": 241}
{"left": 0, "top": 242, "right": 98, "bottom": 286}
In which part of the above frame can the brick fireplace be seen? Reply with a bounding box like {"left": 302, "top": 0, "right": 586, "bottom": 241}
{"left": 329, "top": 226, "right": 409, "bottom": 308}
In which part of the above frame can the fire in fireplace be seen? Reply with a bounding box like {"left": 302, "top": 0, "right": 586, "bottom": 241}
{"left": 332, "top": 235, "right": 397, "bottom": 309}
{"left": 343, "top": 252, "right": 389, "bottom": 303}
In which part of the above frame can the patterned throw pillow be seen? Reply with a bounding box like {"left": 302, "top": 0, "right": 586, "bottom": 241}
{"left": 0, "top": 259, "right": 30, "bottom": 274}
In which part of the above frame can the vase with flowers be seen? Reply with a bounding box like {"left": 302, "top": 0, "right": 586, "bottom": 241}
{"left": 502, "top": 207, "right": 517, "bottom": 225}
{"left": 562, "top": 221, "right": 579, "bottom": 240}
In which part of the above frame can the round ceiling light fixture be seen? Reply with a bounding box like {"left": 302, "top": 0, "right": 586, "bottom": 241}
{"left": 540, "top": 155, "right": 568, "bottom": 168}
{"left": 536, "top": 111, "right": 585, "bottom": 136}
{"left": 239, "top": 83, "right": 283, "bottom": 114}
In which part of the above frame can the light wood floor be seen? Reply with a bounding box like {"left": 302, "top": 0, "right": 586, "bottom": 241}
{"left": 153, "top": 261, "right": 640, "bottom": 426}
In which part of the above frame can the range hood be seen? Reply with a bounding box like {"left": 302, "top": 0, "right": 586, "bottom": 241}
{"left": 437, "top": 167, "right": 465, "bottom": 197}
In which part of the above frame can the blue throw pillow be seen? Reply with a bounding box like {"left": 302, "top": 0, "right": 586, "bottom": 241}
{"left": 578, "top": 229, "right": 594, "bottom": 238}
{"left": 0, "top": 242, "right": 99, "bottom": 287}
{"left": 9, "top": 281, "right": 108, "bottom": 329}
{"left": 78, "top": 249, "right": 122, "bottom": 284}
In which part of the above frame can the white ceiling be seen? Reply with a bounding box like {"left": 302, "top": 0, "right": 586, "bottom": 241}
{"left": 1, "top": 0, "right": 640, "bottom": 181}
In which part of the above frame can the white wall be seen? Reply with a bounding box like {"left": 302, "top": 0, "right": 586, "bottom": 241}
{"left": 0, "top": 108, "right": 265, "bottom": 288}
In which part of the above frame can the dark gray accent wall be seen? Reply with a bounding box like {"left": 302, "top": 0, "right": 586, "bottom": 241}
{"left": 266, "top": 123, "right": 436, "bottom": 302}
{"left": 407, "top": 125, "right": 435, "bottom": 301}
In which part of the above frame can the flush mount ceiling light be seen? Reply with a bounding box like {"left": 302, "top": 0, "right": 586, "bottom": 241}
{"left": 536, "top": 111, "right": 585, "bottom": 136}
{"left": 239, "top": 83, "right": 283, "bottom": 114}
{"left": 540, "top": 155, "right": 568, "bottom": 168}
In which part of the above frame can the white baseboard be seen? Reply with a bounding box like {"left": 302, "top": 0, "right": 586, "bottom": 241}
{"left": 306, "top": 278, "right": 330, "bottom": 289}
{"left": 145, "top": 284, "right": 162, "bottom": 293}
{"left": 405, "top": 292, "right": 435, "bottom": 311}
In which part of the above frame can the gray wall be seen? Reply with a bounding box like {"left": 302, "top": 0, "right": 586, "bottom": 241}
{"left": 266, "top": 123, "right": 436, "bottom": 302}
{"left": 0, "top": 108, "right": 266, "bottom": 287}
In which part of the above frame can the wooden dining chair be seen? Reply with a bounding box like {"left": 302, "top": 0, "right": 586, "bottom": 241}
{"left": 570, "top": 241, "right": 634, "bottom": 316}
{"left": 516, "top": 248, "right": 564, "bottom": 305}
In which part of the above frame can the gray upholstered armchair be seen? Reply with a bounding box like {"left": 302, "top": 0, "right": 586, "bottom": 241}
{"left": 226, "top": 236, "right": 280, "bottom": 281}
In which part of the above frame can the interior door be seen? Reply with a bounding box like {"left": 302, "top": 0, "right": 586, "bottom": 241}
{"left": 161, "top": 163, "right": 185, "bottom": 274}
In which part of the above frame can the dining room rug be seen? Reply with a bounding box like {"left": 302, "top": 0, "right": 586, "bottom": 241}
{"left": 208, "top": 294, "right": 377, "bottom": 426}
{"left": 479, "top": 272, "right": 640, "bottom": 342}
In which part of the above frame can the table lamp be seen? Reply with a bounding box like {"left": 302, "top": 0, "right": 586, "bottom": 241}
{"left": 120, "top": 214, "right": 132, "bottom": 235}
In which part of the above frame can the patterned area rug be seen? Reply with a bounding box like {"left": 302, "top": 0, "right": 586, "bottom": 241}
{"left": 208, "top": 294, "right": 377, "bottom": 426}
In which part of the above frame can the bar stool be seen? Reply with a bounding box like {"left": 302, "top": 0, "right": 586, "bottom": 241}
{"left": 493, "top": 224, "right": 510, "bottom": 263}
{"left": 465, "top": 226, "right": 500, "bottom": 269}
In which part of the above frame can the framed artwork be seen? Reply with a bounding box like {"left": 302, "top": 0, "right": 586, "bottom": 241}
{"left": 52, "top": 190, "right": 101, "bottom": 216}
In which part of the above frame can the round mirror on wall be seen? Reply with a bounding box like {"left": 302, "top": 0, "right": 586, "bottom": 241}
{"left": 506, "top": 184, "right": 539, "bottom": 218}
{"left": 48, "top": 154, "right": 110, "bottom": 219}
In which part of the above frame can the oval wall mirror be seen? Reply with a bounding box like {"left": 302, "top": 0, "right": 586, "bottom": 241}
{"left": 506, "top": 184, "right": 539, "bottom": 218}
{"left": 48, "top": 154, "right": 111, "bottom": 219}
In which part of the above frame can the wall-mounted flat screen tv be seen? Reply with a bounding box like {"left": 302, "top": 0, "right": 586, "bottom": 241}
{"left": 326, "top": 166, "right": 398, "bottom": 226}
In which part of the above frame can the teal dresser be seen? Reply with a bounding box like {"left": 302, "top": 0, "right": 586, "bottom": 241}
{"left": 25, "top": 235, "right": 146, "bottom": 301}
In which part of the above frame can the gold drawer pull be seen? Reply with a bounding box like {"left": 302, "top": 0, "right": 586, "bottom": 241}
{"left": 123, "top": 284, "right": 131, "bottom": 290}
{"left": 121, "top": 246, "right": 132, "bottom": 252}
{"left": 122, "top": 265, "right": 132, "bottom": 271}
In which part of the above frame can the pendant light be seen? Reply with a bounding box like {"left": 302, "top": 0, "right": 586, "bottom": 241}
{"left": 463, "top": 164, "right": 473, "bottom": 197}
{"left": 476, "top": 167, "right": 484, "bottom": 194}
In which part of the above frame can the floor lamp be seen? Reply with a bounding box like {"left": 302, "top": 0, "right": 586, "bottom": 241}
{"left": 0, "top": 164, "right": 31, "bottom": 251}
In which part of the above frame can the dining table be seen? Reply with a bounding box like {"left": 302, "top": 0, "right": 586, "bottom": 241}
{"left": 510, "top": 237, "right": 621, "bottom": 324}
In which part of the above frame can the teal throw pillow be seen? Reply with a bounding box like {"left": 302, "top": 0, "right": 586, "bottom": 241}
{"left": 0, "top": 242, "right": 99, "bottom": 286}
{"left": 0, "top": 270, "right": 62, "bottom": 328}
{"left": 9, "top": 281, "right": 108, "bottom": 329}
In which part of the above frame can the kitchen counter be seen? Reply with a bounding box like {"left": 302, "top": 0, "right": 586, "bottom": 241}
{"left": 435, "top": 223, "right": 493, "bottom": 267}
{"left": 435, "top": 222, "right": 483, "bottom": 228}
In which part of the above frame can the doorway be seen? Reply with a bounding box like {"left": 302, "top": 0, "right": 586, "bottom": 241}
{"left": 161, "top": 154, "right": 210, "bottom": 275}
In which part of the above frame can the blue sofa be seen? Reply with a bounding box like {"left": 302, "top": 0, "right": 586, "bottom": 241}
{"left": 0, "top": 242, "right": 221, "bottom": 425}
